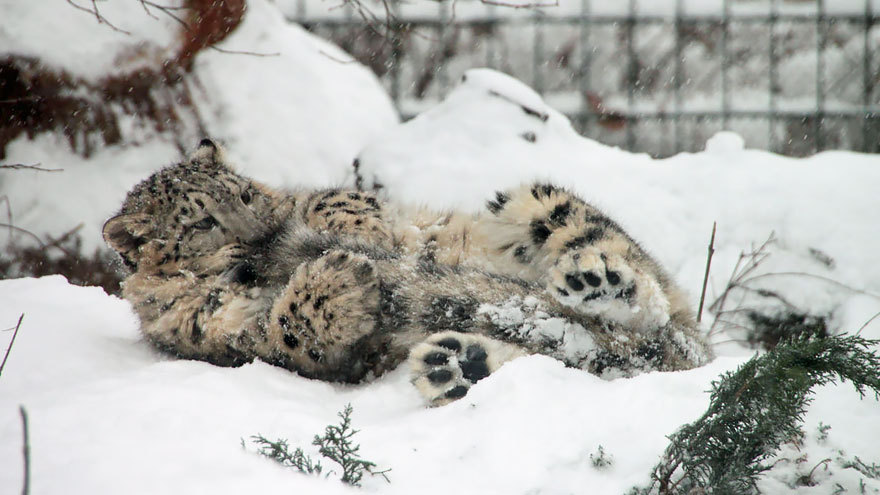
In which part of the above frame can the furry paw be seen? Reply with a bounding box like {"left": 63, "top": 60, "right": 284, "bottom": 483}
{"left": 302, "top": 190, "right": 393, "bottom": 249}
{"left": 548, "top": 247, "right": 670, "bottom": 331}
{"left": 408, "top": 331, "right": 525, "bottom": 406}
{"left": 267, "top": 250, "right": 380, "bottom": 375}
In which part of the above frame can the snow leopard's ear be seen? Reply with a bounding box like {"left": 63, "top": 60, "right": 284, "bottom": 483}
{"left": 103, "top": 213, "right": 153, "bottom": 268}
{"left": 187, "top": 138, "right": 227, "bottom": 169}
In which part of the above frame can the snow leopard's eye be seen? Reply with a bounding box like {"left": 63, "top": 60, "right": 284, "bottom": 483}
{"left": 240, "top": 189, "right": 252, "bottom": 205}
{"left": 192, "top": 215, "right": 217, "bottom": 230}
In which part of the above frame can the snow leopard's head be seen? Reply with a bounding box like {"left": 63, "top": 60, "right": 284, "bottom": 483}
{"left": 103, "top": 139, "right": 291, "bottom": 273}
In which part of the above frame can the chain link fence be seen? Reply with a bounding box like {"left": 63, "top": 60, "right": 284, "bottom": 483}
{"left": 283, "top": 0, "right": 880, "bottom": 157}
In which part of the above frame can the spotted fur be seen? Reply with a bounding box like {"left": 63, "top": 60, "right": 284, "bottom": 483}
{"left": 105, "top": 140, "right": 711, "bottom": 405}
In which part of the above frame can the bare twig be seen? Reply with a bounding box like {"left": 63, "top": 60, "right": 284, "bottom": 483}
{"left": 480, "top": 0, "right": 559, "bottom": 9}
{"left": 319, "top": 50, "right": 357, "bottom": 64}
{"left": 0, "top": 314, "right": 24, "bottom": 378}
{"left": 0, "top": 163, "right": 63, "bottom": 172}
{"left": 1, "top": 196, "right": 12, "bottom": 240}
{"left": 0, "top": 224, "right": 46, "bottom": 249}
{"left": 209, "top": 46, "right": 280, "bottom": 57}
{"left": 39, "top": 224, "right": 85, "bottom": 258}
{"left": 65, "top": 0, "right": 131, "bottom": 35}
{"left": 742, "top": 272, "right": 880, "bottom": 301}
{"left": 856, "top": 310, "right": 880, "bottom": 336}
{"left": 138, "top": 0, "right": 191, "bottom": 29}
{"left": 697, "top": 221, "right": 716, "bottom": 323}
{"left": 707, "top": 232, "right": 776, "bottom": 337}
{"left": 20, "top": 405, "right": 30, "bottom": 495}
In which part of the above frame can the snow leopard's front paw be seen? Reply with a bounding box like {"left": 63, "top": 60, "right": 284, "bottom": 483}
{"left": 267, "top": 250, "right": 380, "bottom": 375}
{"left": 548, "top": 247, "right": 670, "bottom": 331}
{"left": 408, "top": 331, "right": 525, "bottom": 406}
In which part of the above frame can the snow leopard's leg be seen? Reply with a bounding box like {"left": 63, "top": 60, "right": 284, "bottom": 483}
{"left": 298, "top": 189, "right": 394, "bottom": 249}
{"left": 479, "top": 183, "right": 674, "bottom": 332}
{"left": 122, "top": 271, "right": 263, "bottom": 368}
{"left": 264, "top": 249, "right": 383, "bottom": 382}
{"left": 408, "top": 331, "right": 526, "bottom": 406}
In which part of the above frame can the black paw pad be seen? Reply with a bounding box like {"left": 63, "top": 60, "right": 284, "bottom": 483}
{"left": 565, "top": 274, "right": 585, "bottom": 291}
{"left": 465, "top": 344, "right": 488, "bottom": 362}
{"left": 584, "top": 271, "right": 603, "bottom": 287}
{"left": 461, "top": 361, "right": 490, "bottom": 383}
{"left": 436, "top": 337, "right": 462, "bottom": 352}
{"left": 606, "top": 270, "right": 621, "bottom": 285}
{"left": 423, "top": 352, "right": 449, "bottom": 366}
{"left": 444, "top": 385, "right": 468, "bottom": 399}
{"left": 428, "top": 369, "right": 454, "bottom": 384}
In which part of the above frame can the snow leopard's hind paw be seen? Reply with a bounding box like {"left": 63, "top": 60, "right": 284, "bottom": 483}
{"left": 408, "top": 331, "right": 526, "bottom": 406}
{"left": 547, "top": 247, "right": 670, "bottom": 332}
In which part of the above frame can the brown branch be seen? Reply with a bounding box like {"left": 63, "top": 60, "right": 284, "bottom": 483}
{"left": 0, "top": 163, "right": 63, "bottom": 172}
{"left": 65, "top": 0, "right": 131, "bottom": 35}
{"left": 0, "top": 314, "right": 24, "bottom": 377}
{"left": 697, "top": 221, "right": 716, "bottom": 323}
{"left": 0, "top": 224, "right": 46, "bottom": 248}
{"left": 139, "top": 0, "right": 192, "bottom": 30}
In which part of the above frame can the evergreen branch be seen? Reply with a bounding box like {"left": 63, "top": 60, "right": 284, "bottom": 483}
{"left": 251, "top": 435, "right": 324, "bottom": 475}
{"left": 313, "top": 404, "right": 388, "bottom": 486}
{"left": 249, "top": 404, "right": 389, "bottom": 487}
{"left": 642, "top": 334, "right": 880, "bottom": 494}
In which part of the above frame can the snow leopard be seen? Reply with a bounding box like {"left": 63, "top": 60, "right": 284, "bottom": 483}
{"left": 104, "top": 139, "right": 711, "bottom": 405}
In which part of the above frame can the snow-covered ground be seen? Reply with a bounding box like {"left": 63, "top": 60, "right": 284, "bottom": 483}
{"left": 2, "top": 1, "right": 880, "bottom": 494}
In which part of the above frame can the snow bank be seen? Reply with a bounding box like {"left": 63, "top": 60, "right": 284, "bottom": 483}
{"left": 1, "top": 0, "right": 398, "bottom": 252}
{"left": 356, "top": 68, "right": 880, "bottom": 331}
{"left": 0, "top": 0, "right": 181, "bottom": 80}
{"left": 1, "top": 276, "right": 878, "bottom": 494}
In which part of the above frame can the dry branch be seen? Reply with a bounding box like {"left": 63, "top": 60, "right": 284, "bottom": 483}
{"left": 696, "top": 221, "right": 716, "bottom": 323}
{"left": 20, "top": 405, "right": 30, "bottom": 495}
{"left": 480, "top": 0, "right": 559, "bottom": 8}
{"left": 0, "top": 163, "right": 63, "bottom": 172}
{"left": 65, "top": 0, "right": 131, "bottom": 34}
{"left": 0, "top": 314, "right": 24, "bottom": 377}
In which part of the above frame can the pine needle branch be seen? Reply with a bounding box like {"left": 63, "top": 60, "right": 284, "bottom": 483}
{"left": 250, "top": 404, "right": 389, "bottom": 487}
{"left": 642, "top": 334, "right": 880, "bottom": 494}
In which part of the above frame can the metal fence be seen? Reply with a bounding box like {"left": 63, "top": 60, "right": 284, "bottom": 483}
{"left": 289, "top": 0, "right": 879, "bottom": 157}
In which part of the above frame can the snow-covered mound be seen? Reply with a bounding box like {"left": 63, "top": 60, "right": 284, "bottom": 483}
{"left": 355, "top": 68, "right": 880, "bottom": 330}
{"left": 1, "top": 0, "right": 398, "bottom": 252}
{"left": 1, "top": 276, "right": 878, "bottom": 494}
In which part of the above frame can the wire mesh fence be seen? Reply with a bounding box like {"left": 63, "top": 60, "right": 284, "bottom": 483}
{"left": 285, "top": 0, "right": 880, "bottom": 157}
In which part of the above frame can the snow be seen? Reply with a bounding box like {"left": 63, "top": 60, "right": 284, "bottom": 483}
{"left": 355, "top": 68, "right": 880, "bottom": 332}
{"left": 1, "top": 276, "right": 877, "bottom": 494}
{"left": 1, "top": 0, "right": 398, "bottom": 252}
{"left": 2, "top": 2, "right": 880, "bottom": 493}
{"left": 0, "top": 0, "right": 182, "bottom": 80}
